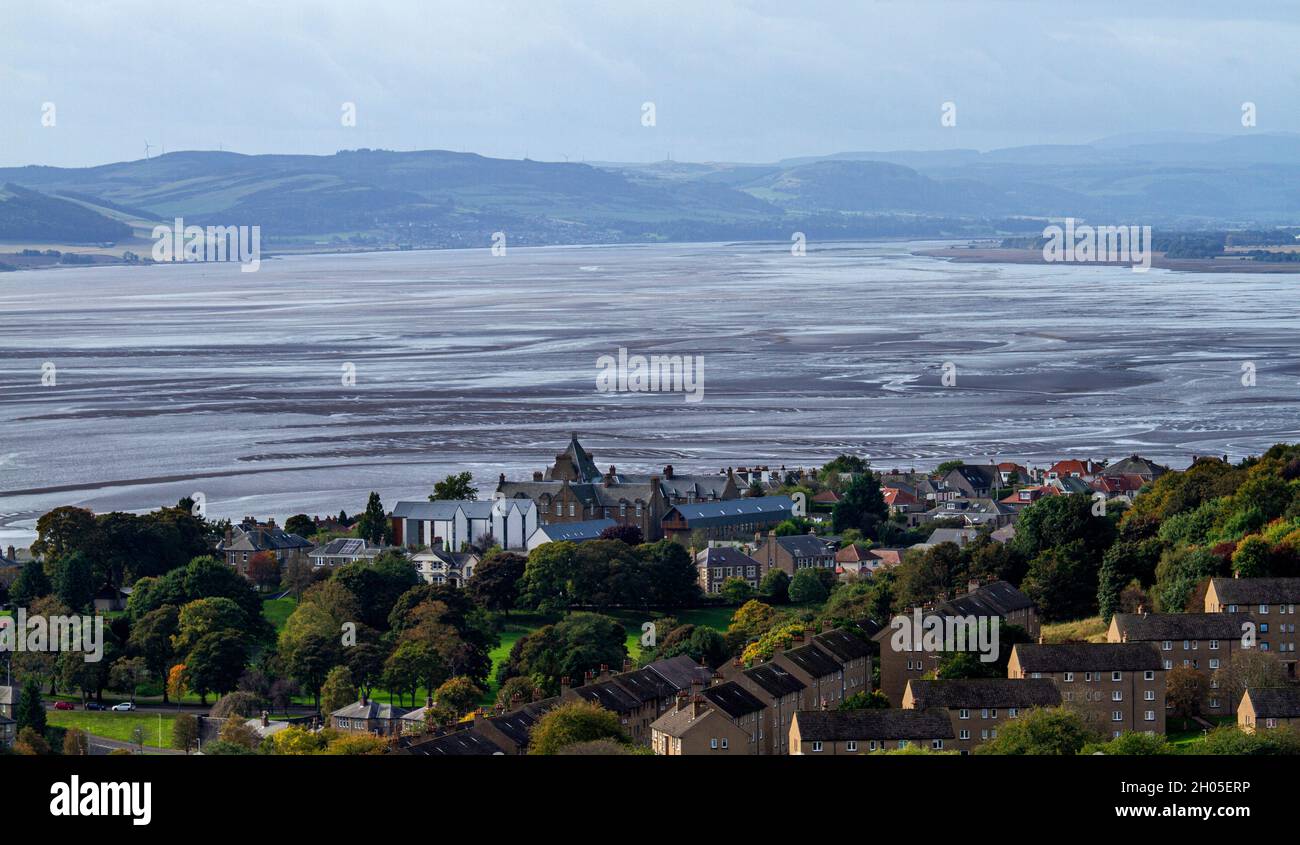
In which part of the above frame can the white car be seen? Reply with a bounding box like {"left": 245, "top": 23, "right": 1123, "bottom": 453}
{"left": 110, "top": 702, "right": 136, "bottom": 711}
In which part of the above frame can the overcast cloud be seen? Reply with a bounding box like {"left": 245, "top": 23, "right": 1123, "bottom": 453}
{"left": 2, "top": 0, "right": 1299, "bottom": 167}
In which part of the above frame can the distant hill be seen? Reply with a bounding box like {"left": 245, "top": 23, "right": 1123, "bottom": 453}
{"left": 5, "top": 135, "right": 1300, "bottom": 249}
{"left": 0, "top": 183, "right": 132, "bottom": 243}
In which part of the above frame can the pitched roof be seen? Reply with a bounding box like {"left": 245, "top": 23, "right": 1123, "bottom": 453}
{"left": 223, "top": 525, "right": 311, "bottom": 552}
{"left": 700, "top": 682, "right": 766, "bottom": 718}
{"left": 403, "top": 727, "right": 505, "bottom": 755}
{"left": 905, "top": 678, "right": 1061, "bottom": 709}
{"left": 793, "top": 708, "right": 954, "bottom": 741}
{"left": 649, "top": 700, "right": 725, "bottom": 737}
{"left": 645, "top": 654, "right": 712, "bottom": 691}
{"left": 781, "top": 643, "right": 843, "bottom": 679}
{"left": 612, "top": 668, "right": 678, "bottom": 703}
{"left": 1244, "top": 687, "right": 1300, "bottom": 719}
{"left": 741, "top": 662, "right": 806, "bottom": 698}
{"left": 331, "top": 699, "right": 410, "bottom": 720}
{"left": 697, "top": 546, "right": 761, "bottom": 568}
{"left": 310, "top": 538, "right": 389, "bottom": 557}
{"left": 812, "top": 629, "right": 872, "bottom": 662}
{"left": 665, "top": 496, "right": 794, "bottom": 528}
{"left": 529, "top": 519, "right": 617, "bottom": 543}
{"left": 570, "top": 680, "right": 642, "bottom": 714}
{"left": 1111, "top": 612, "right": 1252, "bottom": 641}
{"left": 925, "top": 527, "right": 980, "bottom": 547}
{"left": 1012, "top": 642, "right": 1162, "bottom": 673}
{"left": 941, "top": 581, "right": 1034, "bottom": 617}
{"left": 1104, "top": 455, "right": 1167, "bottom": 479}
{"left": 774, "top": 534, "right": 833, "bottom": 558}
{"left": 483, "top": 698, "right": 559, "bottom": 749}
{"left": 1210, "top": 577, "right": 1300, "bottom": 605}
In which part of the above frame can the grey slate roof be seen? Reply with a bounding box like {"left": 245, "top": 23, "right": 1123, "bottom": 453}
{"left": 571, "top": 680, "right": 641, "bottom": 714}
{"left": 781, "top": 643, "right": 843, "bottom": 679}
{"left": 696, "top": 546, "right": 761, "bottom": 569}
{"left": 331, "top": 700, "right": 409, "bottom": 720}
{"left": 812, "top": 629, "right": 872, "bottom": 662}
{"left": 1210, "top": 577, "right": 1300, "bottom": 605}
{"left": 794, "top": 708, "right": 954, "bottom": 741}
{"left": 700, "top": 681, "right": 766, "bottom": 718}
{"left": 613, "top": 668, "right": 679, "bottom": 703}
{"left": 1013, "top": 642, "right": 1162, "bottom": 673}
{"left": 645, "top": 654, "right": 712, "bottom": 691}
{"left": 666, "top": 496, "right": 794, "bottom": 528}
{"left": 775, "top": 534, "right": 834, "bottom": 558}
{"left": 1244, "top": 687, "right": 1300, "bottom": 718}
{"left": 905, "top": 678, "right": 1061, "bottom": 709}
{"left": 529, "top": 519, "right": 616, "bottom": 543}
{"left": 941, "top": 580, "right": 1034, "bottom": 617}
{"left": 742, "top": 662, "right": 806, "bottom": 698}
{"left": 404, "top": 727, "right": 505, "bottom": 755}
{"left": 484, "top": 698, "right": 559, "bottom": 749}
{"left": 1112, "top": 612, "right": 1252, "bottom": 641}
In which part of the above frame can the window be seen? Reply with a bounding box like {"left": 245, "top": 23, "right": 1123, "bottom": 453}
{"left": 1163, "top": 660, "right": 1172, "bottom": 670}
{"left": 720, "top": 738, "right": 728, "bottom": 749}
{"left": 1162, "top": 640, "right": 1172, "bottom": 651}
{"left": 811, "top": 741, "right": 823, "bottom": 752}
{"left": 1008, "top": 708, "right": 1019, "bottom": 718}
{"left": 1112, "top": 711, "right": 1123, "bottom": 722}
{"left": 1112, "top": 691, "right": 1123, "bottom": 701}
{"left": 1266, "top": 718, "right": 1277, "bottom": 729}
{"left": 1209, "top": 639, "right": 1219, "bottom": 650}
{"left": 569, "top": 503, "right": 576, "bottom": 517}
{"left": 1260, "top": 604, "right": 1269, "bottom": 614}
{"left": 710, "top": 738, "right": 718, "bottom": 749}
{"left": 1144, "top": 711, "right": 1155, "bottom": 722}
{"left": 1143, "top": 670, "right": 1155, "bottom": 681}
{"left": 1227, "top": 604, "right": 1237, "bottom": 613}
{"left": 959, "top": 729, "right": 970, "bottom": 740}
{"left": 1064, "top": 672, "right": 1074, "bottom": 682}
{"left": 845, "top": 741, "right": 857, "bottom": 752}
{"left": 868, "top": 740, "right": 878, "bottom": 751}
{"left": 1111, "top": 671, "right": 1122, "bottom": 682}
{"left": 1144, "top": 690, "right": 1154, "bottom": 701}
{"left": 1183, "top": 640, "right": 1191, "bottom": 650}
{"left": 959, "top": 709, "right": 969, "bottom": 720}
{"left": 979, "top": 709, "right": 989, "bottom": 719}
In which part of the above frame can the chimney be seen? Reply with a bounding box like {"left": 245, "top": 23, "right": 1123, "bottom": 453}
{"left": 533, "top": 471, "right": 544, "bottom": 482}
{"left": 622, "top": 658, "right": 633, "bottom": 674}
{"left": 663, "top": 464, "right": 674, "bottom": 480}
{"left": 261, "top": 710, "right": 269, "bottom": 728}
{"left": 499, "top": 472, "right": 506, "bottom": 483}
{"left": 675, "top": 691, "right": 690, "bottom": 712}
{"left": 5, "top": 545, "right": 14, "bottom": 560}
{"left": 821, "top": 620, "right": 832, "bottom": 632}
{"left": 360, "top": 692, "right": 368, "bottom": 705}
{"left": 690, "top": 695, "right": 706, "bottom": 718}
{"left": 509, "top": 692, "right": 524, "bottom": 712}
{"left": 1037, "top": 633, "right": 1044, "bottom": 645}
{"left": 583, "top": 669, "right": 594, "bottom": 685}
{"left": 1121, "top": 631, "right": 1128, "bottom": 642}
{"left": 598, "top": 663, "right": 610, "bottom": 681}
{"left": 560, "top": 676, "right": 571, "bottom": 692}
{"left": 968, "top": 578, "right": 980, "bottom": 595}
{"left": 426, "top": 694, "right": 433, "bottom": 709}
{"left": 224, "top": 526, "right": 233, "bottom": 546}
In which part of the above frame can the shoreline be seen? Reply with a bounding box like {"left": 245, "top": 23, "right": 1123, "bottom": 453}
{"left": 913, "top": 245, "right": 1300, "bottom": 273}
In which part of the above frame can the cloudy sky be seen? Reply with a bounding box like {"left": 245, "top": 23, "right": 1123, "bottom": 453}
{"left": 2, "top": 0, "right": 1298, "bottom": 168}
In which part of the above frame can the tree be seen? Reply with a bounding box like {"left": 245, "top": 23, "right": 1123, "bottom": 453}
{"left": 1232, "top": 535, "right": 1272, "bottom": 578}
{"left": 52, "top": 551, "right": 96, "bottom": 612}
{"left": 496, "top": 612, "right": 628, "bottom": 694}
{"left": 246, "top": 551, "right": 282, "bottom": 593}
{"left": 166, "top": 664, "right": 189, "bottom": 707}
{"left": 1082, "top": 732, "right": 1171, "bottom": 755}
{"left": 839, "top": 690, "right": 890, "bottom": 710}
{"left": 832, "top": 473, "right": 890, "bottom": 536}
{"left": 895, "top": 542, "right": 962, "bottom": 609}
{"left": 935, "top": 460, "right": 965, "bottom": 476}
{"left": 218, "top": 715, "right": 263, "bottom": 750}
{"left": 639, "top": 540, "right": 703, "bottom": 608}
{"left": 1213, "top": 649, "right": 1288, "bottom": 706}
{"left": 598, "top": 524, "right": 643, "bottom": 545}
{"left": 354, "top": 492, "right": 391, "bottom": 545}
{"left": 1020, "top": 542, "right": 1098, "bottom": 622}
{"left": 30, "top": 505, "right": 96, "bottom": 560}
{"left": 172, "top": 713, "right": 200, "bottom": 753}
{"left": 285, "top": 514, "right": 316, "bottom": 538}
{"left": 1166, "top": 665, "right": 1209, "bottom": 729}
{"left": 211, "top": 691, "right": 262, "bottom": 719}
{"left": 973, "top": 706, "right": 1093, "bottom": 755}
{"left": 63, "top": 727, "right": 90, "bottom": 756}
{"left": 528, "top": 700, "right": 629, "bottom": 755}
{"left": 759, "top": 569, "right": 790, "bottom": 604}
{"left": 281, "top": 556, "right": 316, "bottom": 601}
{"left": 720, "top": 577, "right": 754, "bottom": 604}
{"left": 788, "top": 568, "right": 830, "bottom": 604}
{"left": 108, "top": 656, "right": 151, "bottom": 703}
{"left": 127, "top": 604, "right": 178, "bottom": 703}
{"left": 172, "top": 597, "right": 248, "bottom": 655}
{"left": 15, "top": 679, "right": 46, "bottom": 735}
{"left": 466, "top": 551, "right": 526, "bottom": 612}
{"left": 434, "top": 676, "right": 483, "bottom": 716}
{"left": 333, "top": 552, "right": 418, "bottom": 629}
{"left": 14, "top": 727, "right": 52, "bottom": 756}
{"left": 186, "top": 630, "right": 249, "bottom": 703}
{"left": 521, "top": 541, "right": 579, "bottom": 612}
{"left": 431, "top": 472, "right": 478, "bottom": 501}
{"left": 321, "top": 665, "right": 359, "bottom": 714}
{"left": 10, "top": 558, "right": 52, "bottom": 606}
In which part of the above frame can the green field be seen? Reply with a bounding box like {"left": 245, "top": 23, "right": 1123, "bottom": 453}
{"left": 47, "top": 710, "right": 177, "bottom": 746}
{"left": 262, "top": 596, "right": 296, "bottom": 632}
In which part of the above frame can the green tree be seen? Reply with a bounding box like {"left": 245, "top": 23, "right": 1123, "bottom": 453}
{"left": 431, "top": 472, "right": 478, "bottom": 501}
{"left": 759, "top": 569, "right": 790, "bottom": 604}
{"left": 354, "top": 492, "right": 391, "bottom": 545}
{"left": 973, "top": 706, "right": 1093, "bottom": 755}
{"left": 10, "top": 558, "right": 52, "bottom": 606}
{"left": 320, "top": 665, "right": 358, "bottom": 714}
{"left": 528, "top": 700, "right": 629, "bottom": 755}
{"left": 1082, "top": 732, "right": 1171, "bottom": 755}
{"left": 63, "top": 727, "right": 90, "bottom": 756}
{"left": 1165, "top": 665, "right": 1208, "bottom": 730}
{"left": 467, "top": 551, "right": 526, "bottom": 612}
{"left": 284, "top": 514, "right": 316, "bottom": 538}
{"left": 127, "top": 604, "right": 179, "bottom": 703}
{"left": 29, "top": 505, "right": 96, "bottom": 561}
{"left": 52, "top": 551, "right": 96, "bottom": 612}
{"left": 720, "top": 577, "right": 754, "bottom": 604}
{"left": 172, "top": 713, "right": 200, "bottom": 753}
{"left": 186, "top": 630, "right": 250, "bottom": 703}
{"left": 434, "top": 676, "right": 483, "bottom": 716}
{"left": 788, "top": 568, "right": 830, "bottom": 603}
{"left": 15, "top": 679, "right": 46, "bottom": 735}
{"left": 832, "top": 473, "right": 890, "bottom": 536}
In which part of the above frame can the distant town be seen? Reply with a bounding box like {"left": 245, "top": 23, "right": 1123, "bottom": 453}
{"left": 3, "top": 433, "right": 1299, "bottom": 757}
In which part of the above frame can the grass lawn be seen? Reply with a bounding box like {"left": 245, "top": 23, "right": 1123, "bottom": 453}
{"left": 262, "top": 596, "right": 297, "bottom": 633}
{"left": 1041, "top": 616, "right": 1108, "bottom": 643}
{"left": 47, "top": 710, "right": 178, "bottom": 746}
{"left": 1167, "top": 715, "right": 1235, "bottom": 752}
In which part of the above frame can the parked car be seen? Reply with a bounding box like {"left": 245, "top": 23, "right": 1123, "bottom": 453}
{"left": 110, "top": 702, "right": 136, "bottom": 712}
{"left": 53, "top": 700, "right": 75, "bottom": 711}
{"left": 84, "top": 701, "right": 105, "bottom": 711}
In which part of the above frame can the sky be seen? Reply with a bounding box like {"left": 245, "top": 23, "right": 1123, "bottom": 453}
{"left": 2, "top": 0, "right": 1299, "bottom": 168}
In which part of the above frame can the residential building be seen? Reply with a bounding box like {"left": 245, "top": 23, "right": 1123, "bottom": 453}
{"left": 330, "top": 698, "right": 410, "bottom": 736}
{"left": 650, "top": 690, "right": 759, "bottom": 755}
{"left": 0, "top": 715, "right": 14, "bottom": 749}
{"left": 525, "top": 518, "right": 616, "bottom": 551}
{"left": 1237, "top": 687, "right": 1300, "bottom": 733}
{"left": 810, "top": 627, "right": 872, "bottom": 700}
{"left": 773, "top": 639, "right": 846, "bottom": 709}
{"left": 789, "top": 708, "right": 955, "bottom": 754}
{"left": 1106, "top": 611, "right": 1251, "bottom": 715}
{"left": 731, "top": 661, "right": 806, "bottom": 755}
{"left": 938, "top": 465, "right": 1003, "bottom": 500}
{"left": 696, "top": 546, "right": 764, "bottom": 594}
{"left": 1204, "top": 577, "right": 1300, "bottom": 678}
{"left": 411, "top": 547, "right": 480, "bottom": 586}
{"left": 1007, "top": 643, "right": 1165, "bottom": 737}
{"left": 901, "top": 678, "right": 1061, "bottom": 753}
{"left": 0, "top": 685, "right": 16, "bottom": 719}
{"left": 921, "top": 497, "right": 1017, "bottom": 528}
{"left": 661, "top": 496, "right": 794, "bottom": 544}
{"left": 752, "top": 531, "right": 835, "bottom": 577}
{"left": 390, "top": 498, "right": 536, "bottom": 552}
{"left": 308, "top": 537, "right": 393, "bottom": 568}
{"left": 217, "top": 517, "right": 312, "bottom": 577}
